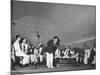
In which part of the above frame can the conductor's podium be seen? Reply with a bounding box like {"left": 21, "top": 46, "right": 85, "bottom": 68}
{"left": 57, "top": 58, "right": 78, "bottom": 68}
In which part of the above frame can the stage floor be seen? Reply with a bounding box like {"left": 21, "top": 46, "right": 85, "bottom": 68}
{"left": 11, "top": 64, "right": 96, "bottom": 75}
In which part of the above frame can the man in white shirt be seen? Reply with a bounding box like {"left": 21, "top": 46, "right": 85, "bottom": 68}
{"left": 84, "top": 48, "right": 91, "bottom": 64}
{"left": 13, "top": 35, "right": 30, "bottom": 65}
{"left": 55, "top": 48, "right": 61, "bottom": 59}
{"left": 70, "top": 49, "right": 79, "bottom": 63}
{"left": 63, "top": 48, "right": 70, "bottom": 59}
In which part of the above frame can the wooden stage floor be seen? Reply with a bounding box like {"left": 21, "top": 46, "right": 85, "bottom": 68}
{"left": 11, "top": 64, "right": 96, "bottom": 75}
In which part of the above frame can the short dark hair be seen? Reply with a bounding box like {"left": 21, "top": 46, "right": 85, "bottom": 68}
{"left": 53, "top": 36, "right": 60, "bottom": 45}
{"left": 16, "top": 35, "right": 21, "bottom": 39}
{"left": 53, "top": 36, "right": 59, "bottom": 39}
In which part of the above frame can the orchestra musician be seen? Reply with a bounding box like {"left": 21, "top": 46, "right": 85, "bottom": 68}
{"left": 13, "top": 35, "right": 30, "bottom": 66}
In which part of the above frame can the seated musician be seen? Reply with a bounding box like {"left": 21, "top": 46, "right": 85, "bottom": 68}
{"left": 54, "top": 47, "right": 61, "bottom": 67}
{"left": 63, "top": 47, "right": 70, "bottom": 59}
{"left": 11, "top": 45, "right": 15, "bottom": 66}
{"left": 13, "top": 35, "right": 30, "bottom": 65}
{"left": 88, "top": 47, "right": 96, "bottom": 64}
{"left": 55, "top": 47, "right": 61, "bottom": 59}
{"left": 70, "top": 49, "right": 79, "bottom": 63}
{"left": 92, "top": 47, "right": 96, "bottom": 64}
{"left": 21, "top": 39, "right": 28, "bottom": 54}
{"left": 30, "top": 47, "right": 39, "bottom": 66}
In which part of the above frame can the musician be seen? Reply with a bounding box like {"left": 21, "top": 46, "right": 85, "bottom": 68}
{"left": 63, "top": 47, "right": 70, "bottom": 59}
{"left": 11, "top": 45, "right": 15, "bottom": 68}
{"left": 21, "top": 39, "right": 28, "bottom": 54}
{"left": 13, "top": 35, "right": 30, "bottom": 65}
{"left": 54, "top": 47, "right": 61, "bottom": 67}
{"left": 92, "top": 47, "right": 96, "bottom": 64}
{"left": 55, "top": 47, "right": 61, "bottom": 59}
{"left": 46, "top": 36, "right": 60, "bottom": 68}
{"left": 84, "top": 48, "right": 91, "bottom": 64}
{"left": 30, "top": 47, "right": 39, "bottom": 68}
{"left": 38, "top": 44, "right": 44, "bottom": 66}
{"left": 70, "top": 49, "right": 79, "bottom": 63}
{"left": 27, "top": 42, "right": 32, "bottom": 55}
{"left": 88, "top": 47, "right": 96, "bottom": 64}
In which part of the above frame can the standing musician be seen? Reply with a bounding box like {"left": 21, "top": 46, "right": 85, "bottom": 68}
{"left": 36, "top": 31, "right": 41, "bottom": 43}
{"left": 38, "top": 44, "right": 44, "bottom": 61}
{"left": 84, "top": 48, "right": 91, "bottom": 64}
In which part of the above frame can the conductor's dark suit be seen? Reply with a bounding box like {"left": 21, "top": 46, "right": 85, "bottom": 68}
{"left": 47, "top": 39, "right": 57, "bottom": 55}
